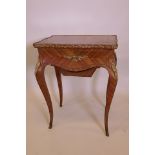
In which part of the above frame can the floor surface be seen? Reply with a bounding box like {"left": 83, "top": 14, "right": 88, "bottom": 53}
{"left": 27, "top": 79, "right": 128, "bottom": 155}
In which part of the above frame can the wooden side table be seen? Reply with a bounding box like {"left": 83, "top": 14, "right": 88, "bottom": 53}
{"left": 33, "top": 35, "right": 118, "bottom": 136}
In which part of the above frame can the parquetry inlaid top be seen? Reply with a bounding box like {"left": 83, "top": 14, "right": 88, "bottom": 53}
{"left": 33, "top": 35, "right": 118, "bottom": 49}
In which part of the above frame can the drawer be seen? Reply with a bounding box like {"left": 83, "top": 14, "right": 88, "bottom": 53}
{"left": 47, "top": 48, "right": 113, "bottom": 58}
{"left": 39, "top": 48, "right": 114, "bottom": 71}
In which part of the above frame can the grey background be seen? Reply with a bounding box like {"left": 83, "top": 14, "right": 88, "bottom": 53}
{"left": 27, "top": 0, "right": 129, "bottom": 154}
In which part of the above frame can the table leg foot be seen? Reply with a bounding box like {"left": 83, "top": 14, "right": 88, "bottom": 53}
{"left": 48, "top": 120, "right": 53, "bottom": 129}
{"left": 106, "top": 132, "right": 109, "bottom": 137}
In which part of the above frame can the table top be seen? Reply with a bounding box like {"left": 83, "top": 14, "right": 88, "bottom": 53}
{"left": 33, "top": 35, "right": 118, "bottom": 49}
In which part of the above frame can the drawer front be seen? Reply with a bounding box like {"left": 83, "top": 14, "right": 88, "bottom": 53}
{"left": 46, "top": 48, "right": 113, "bottom": 58}
{"left": 38, "top": 48, "right": 114, "bottom": 71}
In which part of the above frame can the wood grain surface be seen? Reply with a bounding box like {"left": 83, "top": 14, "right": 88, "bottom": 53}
{"left": 33, "top": 35, "right": 118, "bottom": 49}
{"left": 34, "top": 35, "right": 118, "bottom": 136}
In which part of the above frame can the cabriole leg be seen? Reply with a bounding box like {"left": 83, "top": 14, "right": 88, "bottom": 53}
{"left": 55, "top": 67, "right": 63, "bottom": 107}
{"left": 104, "top": 57, "right": 118, "bottom": 136}
{"left": 35, "top": 59, "right": 53, "bottom": 129}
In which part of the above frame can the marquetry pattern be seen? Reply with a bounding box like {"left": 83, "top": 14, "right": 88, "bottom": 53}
{"left": 38, "top": 48, "right": 116, "bottom": 72}
{"left": 34, "top": 35, "right": 118, "bottom": 136}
